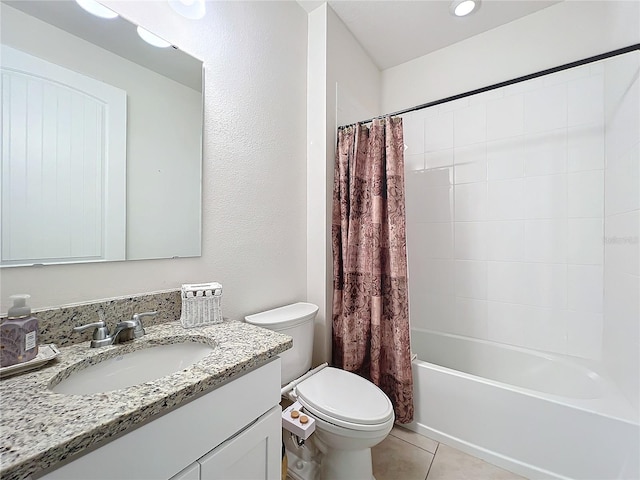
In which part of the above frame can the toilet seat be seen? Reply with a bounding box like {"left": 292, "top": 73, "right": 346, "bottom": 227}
{"left": 295, "top": 367, "right": 394, "bottom": 432}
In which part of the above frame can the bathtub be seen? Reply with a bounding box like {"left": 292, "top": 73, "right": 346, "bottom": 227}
{"left": 407, "top": 328, "right": 639, "bottom": 479}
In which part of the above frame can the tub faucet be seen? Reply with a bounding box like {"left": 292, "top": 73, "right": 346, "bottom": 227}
{"left": 73, "top": 311, "right": 157, "bottom": 348}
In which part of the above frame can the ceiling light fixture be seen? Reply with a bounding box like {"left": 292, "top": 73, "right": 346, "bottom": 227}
{"left": 136, "top": 26, "right": 172, "bottom": 48}
{"left": 168, "top": 0, "right": 206, "bottom": 20}
{"left": 75, "top": 0, "right": 119, "bottom": 19}
{"left": 450, "top": 0, "right": 479, "bottom": 17}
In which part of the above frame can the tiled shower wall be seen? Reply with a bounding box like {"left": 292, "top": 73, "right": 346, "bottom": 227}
{"left": 602, "top": 52, "right": 640, "bottom": 409}
{"left": 404, "top": 51, "right": 638, "bottom": 365}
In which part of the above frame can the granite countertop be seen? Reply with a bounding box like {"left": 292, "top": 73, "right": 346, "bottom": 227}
{"left": 0, "top": 320, "right": 292, "bottom": 480}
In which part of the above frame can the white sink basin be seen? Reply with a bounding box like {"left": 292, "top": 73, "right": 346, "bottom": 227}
{"left": 51, "top": 342, "right": 214, "bottom": 395}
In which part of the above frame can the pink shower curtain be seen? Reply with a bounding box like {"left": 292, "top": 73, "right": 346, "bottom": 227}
{"left": 332, "top": 116, "right": 413, "bottom": 424}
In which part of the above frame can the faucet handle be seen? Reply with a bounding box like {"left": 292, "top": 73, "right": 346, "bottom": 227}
{"left": 131, "top": 311, "right": 157, "bottom": 337}
{"left": 73, "top": 320, "right": 110, "bottom": 341}
{"left": 132, "top": 311, "right": 157, "bottom": 322}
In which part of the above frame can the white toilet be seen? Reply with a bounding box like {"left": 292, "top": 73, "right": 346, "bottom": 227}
{"left": 245, "top": 302, "right": 394, "bottom": 480}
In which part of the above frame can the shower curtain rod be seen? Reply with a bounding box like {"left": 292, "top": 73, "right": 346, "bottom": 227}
{"left": 338, "top": 43, "right": 640, "bottom": 130}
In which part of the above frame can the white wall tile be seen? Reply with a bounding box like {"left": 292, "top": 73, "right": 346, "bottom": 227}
{"left": 486, "top": 221, "right": 525, "bottom": 261}
{"left": 455, "top": 222, "right": 487, "bottom": 260}
{"left": 487, "top": 94, "right": 524, "bottom": 141}
{"left": 487, "top": 137, "right": 525, "bottom": 180}
{"left": 414, "top": 259, "right": 455, "bottom": 295}
{"left": 454, "top": 103, "right": 486, "bottom": 147}
{"left": 403, "top": 115, "right": 425, "bottom": 155}
{"left": 405, "top": 172, "right": 453, "bottom": 223}
{"left": 486, "top": 301, "right": 527, "bottom": 347}
{"left": 425, "top": 148, "right": 454, "bottom": 169}
{"left": 567, "top": 124, "right": 605, "bottom": 172}
{"left": 425, "top": 110, "right": 454, "bottom": 151}
{"left": 544, "top": 64, "right": 591, "bottom": 86}
{"left": 487, "top": 261, "right": 526, "bottom": 304}
{"left": 566, "top": 310, "right": 603, "bottom": 360}
{"left": 568, "top": 74, "right": 604, "bottom": 127}
{"left": 488, "top": 178, "right": 525, "bottom": 220}
{"left": 454, "top": 182, "right": 487, "bottom": 221}
{"left": 455, "top": 161, "right": 487, "bottom": 185}
{"left": 524, "top": 129, "right": 567, "bottom": 176}
{"left": 405, "top": 153, "right": 425, "bottom": 171}
{"left": 604, "top": 63, "right": 639, "bottom": 163}
{"left": 568, "top": 170, "right": 604, "bottom": 218}
{"left": 602, "top": 270, "right": 639, "bottom": 410}
{"left": 524, "top": 174, "right": 567, "bottom": 219}
{"left": 412, "top": 222, "right": 454, "bottom": 260}
{"left": 454, "top": 144, "right": 487, "bottom": 183}
{"left": 525, "top": 219, "right": 567, "bottom": 263}
{"left": 454, "top": 297, "right": 488, "bottom": 338}
{"left": 605, "top": 211, "right": 639, "bottom": 276}
{"left": 409, "top": 292, "right": 455, "bottom": 331}
{"left": 522, "top": 306, "right": 568, "bottom": 354}
{"left": 605, "top": 143, "right": 639, "bottom": 216}
{"left": 454, "top": 143, "right": 486, "bottom": 165}
{"left": 568, "top": 265, "right": 604, "bottom": 313}
{"left": 423, "top": 167, "right": 453, "bottom": 187}
{"left": 455, "top": 260, "right": 488, "bottom": 300}
{"left": 524, "top": 83, "right": 567, "bottom": 134}
{"left": 568, "top": 218, "right": 604, "bottom": 265}
{"left": 522, "top": 263, "right": 567, "bottom": 309}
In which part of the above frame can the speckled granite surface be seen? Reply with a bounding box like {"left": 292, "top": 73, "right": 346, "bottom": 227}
{"left": 32, "top": 290, "right": 183, "bottom": 347}
{"left": 0, "top": 320, "right": 292, "bottom": 480}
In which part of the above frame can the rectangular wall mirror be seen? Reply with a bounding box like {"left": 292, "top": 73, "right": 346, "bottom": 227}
{"left": 1, "top": 0, "right": 203, "bottom": 266}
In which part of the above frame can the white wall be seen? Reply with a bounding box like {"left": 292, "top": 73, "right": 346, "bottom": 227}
{"left": 307, "top": 3, "right": 381, "bottom": 365}
{"left": 602, "top": 51, "right": 640, "bottom": 413}
{"left": 1, "top": 5, "right": 202, "bottom": 261}
{"left": 382, "top": 1, "right": 640, "bottom": 113}
{"left": 0, "top": 1, "right": 309, "bottom": 321}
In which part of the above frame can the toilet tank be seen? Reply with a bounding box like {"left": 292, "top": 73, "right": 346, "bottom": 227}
{"left": 244, "top": 302, "right": 318, "bottom": 385}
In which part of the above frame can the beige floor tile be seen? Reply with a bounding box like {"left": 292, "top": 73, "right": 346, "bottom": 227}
{"left": 427, "top": 444, "right": 526, "bottom": 480}
{"left": 390, "top": 425, "right": 439, "bottom": 454}
{"left": 372, "top": 434, "right": 434, "bottom": 480}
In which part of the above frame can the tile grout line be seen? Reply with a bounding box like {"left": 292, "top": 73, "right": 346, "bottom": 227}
{"left": 424, "top": 442, "right": 440, "bottom": 480}
{"left": 389, "top": 429, "right": 439, "bottom": 455}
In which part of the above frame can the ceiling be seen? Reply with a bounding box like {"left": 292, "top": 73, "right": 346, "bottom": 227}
{"left": 299, "top": 0, "right": 561, "bottom": 70}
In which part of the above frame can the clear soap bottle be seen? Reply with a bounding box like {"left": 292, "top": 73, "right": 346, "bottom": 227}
{"left": 0, "top": 294, "right": 39, "bottom": 367}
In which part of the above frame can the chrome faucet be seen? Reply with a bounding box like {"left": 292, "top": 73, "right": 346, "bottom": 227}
{"left": 73, "top": 311, "right": 157, "bottom": 348}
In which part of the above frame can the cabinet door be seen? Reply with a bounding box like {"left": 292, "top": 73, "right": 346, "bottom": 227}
{"left": 169, "top": 462, "right": 200, "bottom": 480}
{"left": 199, "top": 406, "right": 281, "bottom": 480}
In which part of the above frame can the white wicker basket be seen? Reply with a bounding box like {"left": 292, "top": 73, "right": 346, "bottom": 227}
{"left": 180, "top": 282, "right": 223, "bottom": 328}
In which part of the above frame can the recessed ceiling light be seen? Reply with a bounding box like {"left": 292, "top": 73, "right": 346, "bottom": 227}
{"left": 168, "top": 0, "right": 206, "bottom": 20}
{"left": 450, "top": 0, "right": 479, "bottom": 17}
{"left": 75, "top": 0, "right": 119, "bottom": 19}
{"left": 136, "top": 26, "right": 172, "bottom": 48}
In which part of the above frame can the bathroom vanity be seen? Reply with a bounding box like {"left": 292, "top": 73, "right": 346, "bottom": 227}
{"left": 0, "top": 321, "right": 291, "bottom": 480}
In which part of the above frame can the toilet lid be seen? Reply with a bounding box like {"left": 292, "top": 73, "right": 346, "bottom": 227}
{"left": 295, "top": 367, "right": 394, "bottom": 430}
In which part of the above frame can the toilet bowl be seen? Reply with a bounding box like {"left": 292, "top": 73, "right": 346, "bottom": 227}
{"left": 245, "top": 303, "right": 395, "bottom": 480}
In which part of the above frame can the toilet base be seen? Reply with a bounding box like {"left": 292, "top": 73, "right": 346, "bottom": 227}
{"left": 315, "top": 441, "right": 376, "bottom": 480}
{"left": 284, "top": 433, "right": 376, "bottom": 480}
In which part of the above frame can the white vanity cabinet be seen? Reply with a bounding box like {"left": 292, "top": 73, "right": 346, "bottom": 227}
{"left": 38, "top": 359, "right": 282, "bottom": 480}
{"left": 170, "top": 406, "right": 281, "bottom": 480}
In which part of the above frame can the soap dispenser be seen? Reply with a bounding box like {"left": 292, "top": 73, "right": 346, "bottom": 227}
{"left": 0, "top": 294, "right": 39, "bottom": 367}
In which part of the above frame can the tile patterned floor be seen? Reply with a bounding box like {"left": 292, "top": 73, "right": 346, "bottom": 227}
{"left": 372, "top": 426, "right": 526, "bottom": 480}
